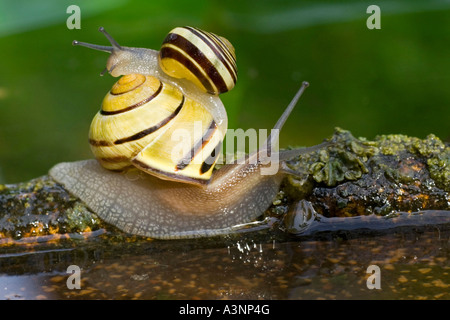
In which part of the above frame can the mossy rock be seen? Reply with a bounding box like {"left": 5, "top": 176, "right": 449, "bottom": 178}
{"left": 283, "top": 128, "right": 449, "bottom": 217}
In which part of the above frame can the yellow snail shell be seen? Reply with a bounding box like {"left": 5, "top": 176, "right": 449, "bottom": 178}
{"left": 89, "top": 73, "right": 223, "bottom": 184}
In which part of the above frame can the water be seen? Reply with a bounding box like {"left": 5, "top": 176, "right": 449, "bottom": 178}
{"left": 0, "top": 222, "right": 447, "bottom": 300}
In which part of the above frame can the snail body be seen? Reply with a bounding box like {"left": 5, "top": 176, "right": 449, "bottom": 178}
{"left": 50, "top": 158, "right": 282, "bottom": 239}
{"left": 49, "top": 26, "right": 323, "bottom": 239}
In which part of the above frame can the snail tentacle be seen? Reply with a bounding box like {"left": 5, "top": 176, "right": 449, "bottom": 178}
{"left": 263, "top": 81, "right": 310, "bottom": 155}
{"left": 72, "top": 40, "right": 114, "bottom": 53}
{"left": 72, "top": 27, "right": 122, "bottom": 53}
{"left": 98, "top": 26, "right": 122, "bottom": 50}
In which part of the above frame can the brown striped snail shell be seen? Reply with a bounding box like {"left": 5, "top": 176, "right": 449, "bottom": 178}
{"left": 159, "top": 26, "right": 237, "bottom": 95}
{"left": 73, "top": 26, "right": 237, "bottom": 185}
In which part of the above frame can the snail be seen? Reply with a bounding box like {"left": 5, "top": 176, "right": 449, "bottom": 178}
{"left": 49, "top": 26, "right": 327, "bottom": 239}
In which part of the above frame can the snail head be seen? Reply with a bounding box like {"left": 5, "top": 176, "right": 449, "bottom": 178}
{"left": 73, "top": 27, "right": 144, "bottom": 77}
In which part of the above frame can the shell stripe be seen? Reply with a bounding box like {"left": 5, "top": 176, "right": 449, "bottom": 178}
{"left": 89, "top": 138, "right": 112, "bottom": 147}
{"left": 161, "top": 32, "right": 232, "bottom": 93}
{"left": 212, "top": 33, "right": 236, "bottom": 63}
{"left": 185, "top": 27, "right": 237, "bottom": 84}
{"left": 131, "top": 159, "right": 210, "bottom": 185}
{"left": 160, "top": 40, "right": 223, "bottom": 92}
{"left": 100, "top": 82, "right": 163, "bottom": 116}
{"left": 200, "top": 141, "right": 222, "bottom": 174}
{"left": 89, "top": 86, "right": 181, "bottom": 148}
{"left": 175, "top": 120, "right": 218, "bottom": 171}
{"left": 209, "top": 34, "right": 237, "bottom": 81}
{"left": 114, "top": 96, "right": 185, "bottom": 145}
{"left": 171, "top": 27, "right": 236, "bottom": 90}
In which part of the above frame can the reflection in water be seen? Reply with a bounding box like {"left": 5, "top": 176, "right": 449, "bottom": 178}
{"left": 0, "top": 215, "right": 448, "bottom": 300}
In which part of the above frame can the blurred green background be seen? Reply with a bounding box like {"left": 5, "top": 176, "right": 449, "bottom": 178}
{"left": 0, "top": 0, "right": 449, "bottom": 183}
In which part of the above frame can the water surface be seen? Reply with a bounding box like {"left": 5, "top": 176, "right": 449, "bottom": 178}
{"left": 1, "top": 221, "right": 447, "bottom": 300}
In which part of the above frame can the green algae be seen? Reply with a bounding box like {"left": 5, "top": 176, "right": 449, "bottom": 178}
{"left": 0, "top": 176, "right": 103, "bottom": 240}
{"left": 286, "top": 127, "right": 449, "bottom": 192}
{"left": 375, "top": 133, "right": 449, "bottom": 190}
{"left": 428, "top": 152, "right": 450, "bottom": 191}
{"left": 65, "top": 202, "right": 101, "bottom": 232}
{"left": 284, "top": 127, "right": 378, "bottom": 199}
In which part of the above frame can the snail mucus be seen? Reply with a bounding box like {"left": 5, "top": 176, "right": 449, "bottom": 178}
{"left": 49, "top": 26, "right": 326, "bottom": 239}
